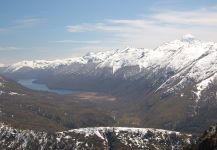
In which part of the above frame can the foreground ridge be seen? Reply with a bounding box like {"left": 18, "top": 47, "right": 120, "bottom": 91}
{"left": 0, "top": 123, "right": 192, "bottom": 150}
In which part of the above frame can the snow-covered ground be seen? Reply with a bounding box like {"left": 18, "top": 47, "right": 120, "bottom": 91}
{"left": 0, "top": 123, "right": 192, "bottom": 150}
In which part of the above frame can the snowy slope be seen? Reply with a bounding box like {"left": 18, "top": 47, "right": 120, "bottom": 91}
{"left": 5, "top": 58, "right": 87, "bottom": 72}
{"left": 7, "top": 34, "right": 214, "bottom": 72}
{"left": 0, "top": 123, "right": 192, "bottom": 150}
{"left": 4, "top": 34, "right": 217, "bottom": 101}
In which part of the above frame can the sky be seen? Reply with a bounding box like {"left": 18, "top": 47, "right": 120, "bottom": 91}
{"left": 0, "top": 0, "right": 217, "bottom": 64}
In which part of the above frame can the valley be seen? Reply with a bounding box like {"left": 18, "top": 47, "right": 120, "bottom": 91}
{"left": 1, "top": 35, "right": 217, "bottom": 134}
{"left": 0, "top": 76, "right": 116, "bottom": 132}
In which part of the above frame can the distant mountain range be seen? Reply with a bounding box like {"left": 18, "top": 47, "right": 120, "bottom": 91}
{"left": 1, "top": 34, "right": 217, "bottom": 134}
{"left": 3, "top": 34, "right": 217, "bottom": 101}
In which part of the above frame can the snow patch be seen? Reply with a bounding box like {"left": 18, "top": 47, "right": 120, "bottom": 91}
{"left": 194, "top": 74, "right": 217, "bottom": 102}
{"left": 0, "top": 91, "right": 5, "bottom": 95}
{"left": 8, "top": 92, "right": 25, "bottom": 96}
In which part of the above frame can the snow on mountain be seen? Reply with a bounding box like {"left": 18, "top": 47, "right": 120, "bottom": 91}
{"left": 0, "top": 123, "right": 192, "bottom": 150}
{"left": 96, "top": 48, "right": 151, "bottom": 73}
{"left": 6, "top": 34, "right": 215, "bottom": 74}
{"left": 0, "top": 64, "right": 4, "bottom": 67}
{"left": 5, "top": 58, "right": 87, "bottom": 72}
{"left": 155, "top": 37, "right": 217, "bottom": 100}
{"left": 4, "top": 34, "right": 217, "bottom": 101}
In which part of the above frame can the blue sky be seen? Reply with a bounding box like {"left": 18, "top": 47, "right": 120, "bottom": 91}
{"left": 0, "top": 0, "right": 217, "bottom": 64}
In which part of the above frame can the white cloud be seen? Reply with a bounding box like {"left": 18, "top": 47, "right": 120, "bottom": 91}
{"left": 14, "top": 18, "right": 44, "bottom": 28}
{"left": 0, "top": 46, "right": 21, "bottom": 51}
{"left": 151, "top": 10, "right": 217, "bottom": 26}
{"left": 53, "top": 40, "right": 101, "bottom": 44}
{"left": 66, "top": 22, "right": 124, "bottom": 33}
{"left": 0, "top": 17, "right": 44, "bottom": 32}
{"left": 66, "top": 8, "right": 217, "bottom": 48}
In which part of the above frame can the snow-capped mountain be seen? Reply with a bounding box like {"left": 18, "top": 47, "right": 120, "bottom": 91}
{"left": 0, "top": 123, "right": 193, "bottom": 150}
{"left": 4, "top": 34, "right": 217, "bottom": 101}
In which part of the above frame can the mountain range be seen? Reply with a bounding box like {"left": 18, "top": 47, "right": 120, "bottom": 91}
{"left": 0, "top": 34, "right": 217, "bottom": 149}
{"left": 3, "top": 34, "right": 217, "bottom": 102}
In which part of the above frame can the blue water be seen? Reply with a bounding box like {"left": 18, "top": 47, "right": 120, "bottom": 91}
{"left": 18, "top": 79, "right": 75, "bottom": 95}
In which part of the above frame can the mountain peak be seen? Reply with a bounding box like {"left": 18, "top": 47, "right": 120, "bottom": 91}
{"left": 181, "top": 34, "right": 196, "bottom": 42}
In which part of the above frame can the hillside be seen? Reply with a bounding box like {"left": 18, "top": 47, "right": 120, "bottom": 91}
{"left": 0, "top": 76, "right": 115, "bottom": 132}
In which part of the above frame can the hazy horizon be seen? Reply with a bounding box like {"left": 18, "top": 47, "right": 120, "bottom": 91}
{"left": 1, "top": 0, "right": 217, "bottom": 64}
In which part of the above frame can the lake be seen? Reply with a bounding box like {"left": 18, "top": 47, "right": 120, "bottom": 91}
{"left": 18, "top": 79, "right": 76, "bottom": 95}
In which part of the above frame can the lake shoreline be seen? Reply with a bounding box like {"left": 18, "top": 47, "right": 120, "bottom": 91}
{"left": 18, "top": 79, "right": 79, "bottom": 95}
